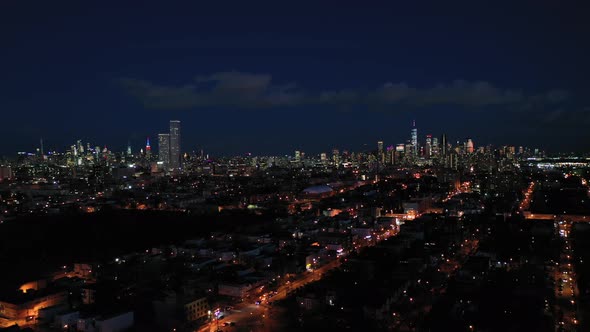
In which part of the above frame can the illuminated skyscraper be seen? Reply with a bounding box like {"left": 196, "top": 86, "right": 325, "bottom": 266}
{"left": 425, "top": 135, "right": 432, "bottom": 158}
{"left": 507, "top": 146, "right": 516, "bottom": 159}
{"left": 77, "top": 139, "right": 84, "bottom": 154}
{"left": 386, "top": 145, "right": 394, "bottom": 164}
{"left": 466, "top": 138, "right": 474, "bottom": 153}
{"left": 377, "top": 140, "right": 384, "bottom": 163}
{"left": 395, "top": 144, "right": 405, "bottom": 164}
{"left": 332, "top": 149, "right": 340, "bottom": 167}
{"left": 432, "top": 137, "right": 439, "bottom": 156}
{"left": 158, "top": 133, "right": 170, "bottom": 168}
{"left": 169, "top": 120, "right": 181, "bottom": 170}
{"left": 447, "top": 150, "right": 458, "bottom": 170}
{"left": 410, "top": 120, "right": 418, "bottom": 156}
{"left": 145, "top": 137, "right": 151, "bottom": 159}
{"left": 294, "top": 150, "right": 301, "bottom": 162}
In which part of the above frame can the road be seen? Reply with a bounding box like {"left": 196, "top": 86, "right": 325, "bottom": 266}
{"left": 198, "top": 227, "right": 398, "bottom": 332}
{"left": 519, "top": 181, "right": 535, "bottom": 211}
{"left": 553, "top": 219, "right": 580, "bottom": 331}
{"left": 198, "top": 258, "right": 356, "bottom": 332}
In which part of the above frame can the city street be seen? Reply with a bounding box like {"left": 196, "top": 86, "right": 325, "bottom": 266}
{"left": 198, "top": 219, "right": 399, "bottom": 332}
{"left": 553, "top": 220, "right": 579, "bottom": 331}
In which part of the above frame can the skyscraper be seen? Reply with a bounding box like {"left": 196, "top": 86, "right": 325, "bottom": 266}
{"left": 410, "top": 120, "right": 418, "bottom": 157}
{"left": 158, "top": 133, "right": 170, "bottom": 168}
{"left": 145, "top": 137, "right": 151, "bottom": 159}
{"left": 425, "top": 135, "right": 432, "bottom": 158}
{"left": 441, "top": 133, "right": 448, "bottom": 157}
{"left": 169, "top": 120, "right": 181, "bottom": 170}
{"left": 466, "top": 138, "right": 474, "bottom": 153}
{"left": 77, "top": 139, "right": 84, "bottom": 154}
{"left": 432, "top": 137, "right": 439, "bottom": 156}
{"left": 332, "top": 149, "right": 340, "bottom": 167}
{"left": 377, "top": 141, "right": 384, "bottom": 163}
{"left": 386, "top": 145, "right": 394, "bottom": 164}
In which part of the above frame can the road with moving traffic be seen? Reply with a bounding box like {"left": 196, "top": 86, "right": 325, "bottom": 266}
{"left": 198, "top": 226, "right": 398, "bottom": 332}
{"left": 553, "top": 219, "right": 579, "bottom": 332}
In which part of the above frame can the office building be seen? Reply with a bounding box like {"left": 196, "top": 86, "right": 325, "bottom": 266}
{"left": 377, "top": 141, "right": 384, "bottom": 163}
{"left": 169, "top": 120, "right": 181, "bottom": 170}
{"left": 158, "top": 133, "right": 170, "bottom": 168}
{"left": 466, "top": 138, "right": 474, "bottom": 153}
{"left": 425, "top": 135, "right": 432, "bottom": 158}
{"left": 410, "top": 120, "right": 418, "bottom": 157}
{"left": 432, "top": 137, "right": 439, "bottom": 156}
{"left": 145, "top": 137, "right": 151, "bottom": 159}
{"left": 332, "top": 149, "right": 340, "bottom": 167}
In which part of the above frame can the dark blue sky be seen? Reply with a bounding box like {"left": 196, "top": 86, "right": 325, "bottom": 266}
{"left": 1, "top": 1, "right": 589, "bottom": 156}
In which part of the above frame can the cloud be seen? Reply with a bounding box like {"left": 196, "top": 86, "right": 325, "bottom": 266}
{"left": 414, "top": 80, "right": 525, "bottom": 107}
{"left": 121, "top": 72, "right": 569, "bottom": 112}
{"left": 538, "top": 107, "right": 590, "bottom": 127}
{"left": 121, "top": 72, "right": 307, "bottom": 109}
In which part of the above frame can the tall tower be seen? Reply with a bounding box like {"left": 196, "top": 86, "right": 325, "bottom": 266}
{"left": 158, "top": 133, "right": 170, "bottom": 168}
{"left": 77, "top": 140, "right": 84, "bottom": 154}
{"left": 432, "top": 137, "right": 439, "bottom": 156}
{"left": 441, "top": 133, "right": 448, "bottom": 157}
{"left": 332, "top": 149, "right": 340, "bottom": 167}
{"left": 466, "top": 138, "right": 474, "bottom": 153}
{"left": 169, "top": 120, "right": 181, "bottom": 170}
{"left": 425, "top": 135, "right": 432, "bottom": 158}
{"left": 410, "top": 120, "right": 418, "bottom": 157}
{"left": 145, "top": 137, "right": 151, "bottom": 159}
{"left": 377, "top": 141, "right": 384, "bottom": 163}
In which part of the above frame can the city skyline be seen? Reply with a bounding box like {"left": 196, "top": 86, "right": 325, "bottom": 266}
{"left": 3, "top": 119, "right": 554, "bottom": 159}
{"left": 1, "top": 2, "right": 590, "bottom": 155}
{"left": 1, "top": 3, "right": 590, "bottom": 330}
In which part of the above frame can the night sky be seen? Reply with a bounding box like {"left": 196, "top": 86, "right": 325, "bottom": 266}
{"left": 1, "top": 1, "right": 590, "bottom": 156}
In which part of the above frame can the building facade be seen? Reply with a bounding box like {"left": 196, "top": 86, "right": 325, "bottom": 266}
{"left": 169, "top": 120, "right": 181, "bottom": 170}
{"left": 158, "top": 133, "right": 170, "bottom": 169}
{"left": 184, "top": 297, "right": 209, "bottom": 321}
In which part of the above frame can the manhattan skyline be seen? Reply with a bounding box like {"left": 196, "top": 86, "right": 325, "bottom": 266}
{"left": 1, "top": 1, "right": 590, "bottom": 155}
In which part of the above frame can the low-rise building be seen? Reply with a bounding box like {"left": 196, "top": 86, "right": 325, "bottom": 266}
{"left": 0, "top": 289, "right": 68, "bottom": 328}
{"left": 184, "top": 297, "right": 209, "bottom": 321}
{"left": 77, "top": 311, "right": 134, "bottom": 332}
{"left": 217, "top": 282, "right": 253, "bottom": 298}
